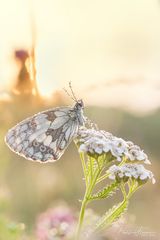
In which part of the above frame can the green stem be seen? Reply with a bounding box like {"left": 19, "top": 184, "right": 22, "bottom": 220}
{"left": 76, "top": 195, "right": 88, "bottom": 239}
{"left": 97, "top": 172, "right": 109, "bottom": 183}
{"left": 127, "top": 183, "right": 141, "bottom": 199}
{"left": 80, "top": 153, "right": 88, "bottom": 187}
{"left": 87, "top": 167, "right": 102, "bottom": 197}
{"left": 97, "top": 157, "right": 127, "bottom": 183}
{"left": 90, "top": 157, "right": 93, "bottom": 180}
{"left": 76, "top": 158, "right": 103, "bottom": 239}
{"left": 120, "top": 182, "right": 127, "bottom": 199}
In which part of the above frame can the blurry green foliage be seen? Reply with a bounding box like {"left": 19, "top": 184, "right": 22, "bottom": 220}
{"left": 0, "top": 218, "right": 25, "bottom": 240}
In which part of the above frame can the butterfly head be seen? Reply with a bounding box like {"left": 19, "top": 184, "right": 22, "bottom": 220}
{"left": 74, "top": 99, "right": 84, "bottom": 110}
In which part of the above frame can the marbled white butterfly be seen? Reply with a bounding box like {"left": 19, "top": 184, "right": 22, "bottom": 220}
{"left": 5, "top": 85, "right": 86, "bottom": 163}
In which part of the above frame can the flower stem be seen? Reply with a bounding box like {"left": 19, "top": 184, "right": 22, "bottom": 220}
{"left": 76, "top": 157, "right": 103, "bottom": 239}
{"left": 97, "top": 157, "right": 126, "bottom": 183}
{"left": 97, "top": 172, "right": 109, "bottom": 183}
{"left": 76, "top": 196, "right": 88, "bottom": 239}
{"left": 80, "top": 153, "right": 88, "bottom": 186}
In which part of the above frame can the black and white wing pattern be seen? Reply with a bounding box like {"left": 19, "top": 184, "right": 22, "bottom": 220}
{"left": 5, "top": 107, "right": 79, "bottom": 163}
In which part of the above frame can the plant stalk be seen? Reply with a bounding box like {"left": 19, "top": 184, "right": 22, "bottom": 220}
{"left": 76, "top": 158, "right": 102, "bottom": 239}
{"left": 76, "top": 196, "right": 88, "bottom": 239}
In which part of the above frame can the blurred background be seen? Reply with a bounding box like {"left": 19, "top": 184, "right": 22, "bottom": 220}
{"left": 0, "top": 0, "right": 160, "bottom": 239}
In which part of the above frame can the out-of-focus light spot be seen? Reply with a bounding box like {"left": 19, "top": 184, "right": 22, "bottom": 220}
{"left": 0, "top": 92, "right": 12, "bottom": 102}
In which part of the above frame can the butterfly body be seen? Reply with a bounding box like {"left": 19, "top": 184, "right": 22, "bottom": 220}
{"left": 5, "top": 100, "right": 85, "bottom": 163}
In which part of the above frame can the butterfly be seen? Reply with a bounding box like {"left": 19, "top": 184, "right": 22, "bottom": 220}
{"left": 5, "top": 85, "right": 86, "bottom": 163}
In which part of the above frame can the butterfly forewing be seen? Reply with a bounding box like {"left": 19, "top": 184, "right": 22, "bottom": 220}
{"left": 5, "top": 107, "right": 79, "bottom": 163}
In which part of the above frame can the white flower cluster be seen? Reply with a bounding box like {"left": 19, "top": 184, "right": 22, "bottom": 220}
{"left": 108, "top": 164, "right": 155, "bottom": 184}
{"left": 77, "top": 128, "right": 150, "bottom": 164}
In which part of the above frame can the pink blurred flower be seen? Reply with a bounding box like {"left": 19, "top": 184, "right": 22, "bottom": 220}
{"left": 35, "top": 206, "right": 76, "bottom": 240}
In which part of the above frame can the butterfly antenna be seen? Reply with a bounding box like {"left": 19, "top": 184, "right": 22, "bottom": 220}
{"left": 69, "top": 81, "right": 78, "bottom": 102}
{"left": 63, "top": 87, "right": 75, "bottom": 101}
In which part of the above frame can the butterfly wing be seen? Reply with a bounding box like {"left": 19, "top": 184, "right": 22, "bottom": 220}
{"left": 5, "top": 107, "right": 79, "bottom": 163}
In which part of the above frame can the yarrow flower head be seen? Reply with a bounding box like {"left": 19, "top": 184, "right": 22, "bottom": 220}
{"left": 35, "top": 206, "right": 76, "bottom": 240}
{"left": 77, "top": 127, "right": 150, "bottom": 164}
{"left": 108, "top": 164, "right": 155, "bottom": 184}
{"left": 75, "top": 127, "right": 155, "bottom": 237}
{"left": 125, "top": 141, "right": 150, "bottom": 164}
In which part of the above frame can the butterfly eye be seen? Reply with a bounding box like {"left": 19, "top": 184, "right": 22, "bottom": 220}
{"left": 74, "top": 100, "right": 84, "bottom": 110}
{"left": 78, "top": 99, "right": 84, "bottom": 107}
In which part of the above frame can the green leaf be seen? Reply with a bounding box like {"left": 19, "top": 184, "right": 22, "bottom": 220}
{"left": 88, "top": 181, "right": 119, "bottom": 201}
{"left": 95, "top": 199, "right": 129, "bottom": 231}
{"left": 86, "top": 157, "right": 98, "bottom": 176}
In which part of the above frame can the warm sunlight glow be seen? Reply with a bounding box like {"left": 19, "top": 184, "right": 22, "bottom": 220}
{"left": 36, "top": 49, "right": 60, "bottom": 97}
{"left": 36, "top": 77, "right": 56, "bottom": 97}
{"left": 1, "top": 0, "right": 160, "bottom": 113}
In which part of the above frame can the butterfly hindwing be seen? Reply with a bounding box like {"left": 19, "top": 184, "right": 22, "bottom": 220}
{"left": 5, "top": 107, "right": 79, "bottom": 163}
